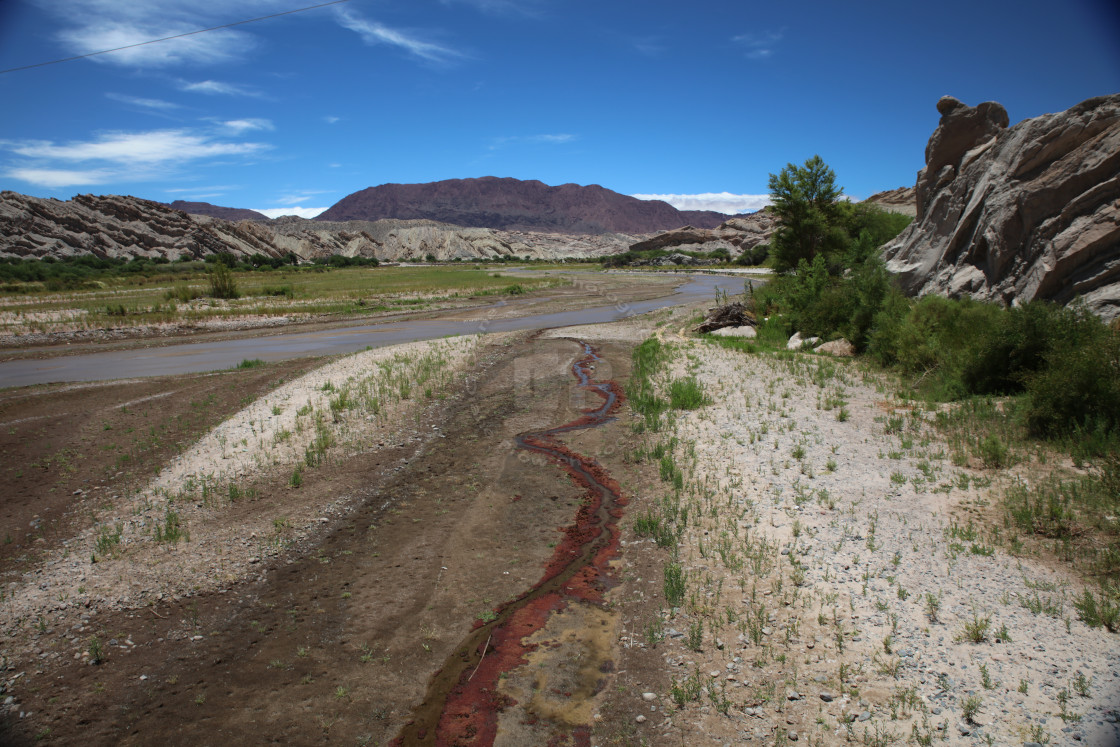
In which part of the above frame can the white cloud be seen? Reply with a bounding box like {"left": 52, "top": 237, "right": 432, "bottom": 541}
{"left": 106, "top": 93, "right": 180, "bottom": 110}
{"left": 2, "top": 128, "right": 270, "bottom": 188}
{"left": 334, "top": 7, "right": 462, "bottom": 63}
{"left": 180, "top": 79, "right": 260, "bottom": 97}
{"left": 9, "top": 130, "right": 267, "bottom": 165}
{"left": 253, "top": 206, "right": 328, "bottom": 219}
{"left": 732, "top": 30, "right": 784, "bottom": 60}
{"left": 323, "top": 116, "right": 341, "bottom": 124}
{"left": 5, "top": 168, "right": 115, "bottom": 188}
{"left": 164, "top": 185, "right": 239, "bottom": 193}
{"left": 489, "top": 133, "right": 576, "bottom": 150}
{"left": 273, "top": 190, "right": 332, "bottom": 205}
{"left": 30, "top": 0, "right": 279, "bottom": 67}
{"left": 221, "top": 118, "right": 274, "bottom": 133}
{"left": 631, "top": 192, "right": 771, "bottom": 215}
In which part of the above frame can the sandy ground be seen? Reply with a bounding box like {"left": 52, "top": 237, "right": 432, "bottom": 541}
{"left": 0, "top": 334, "right": 495, "bottom": 650}
{"left": 609, "top": 332, "right": 1120, "bottom": 746}
{"left": 2, "top": 295, "right": 1117, "bottom": 746}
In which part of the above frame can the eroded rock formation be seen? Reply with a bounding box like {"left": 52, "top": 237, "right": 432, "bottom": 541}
{"left": 627, "top": 212, "right": 778, "bottom": 257}
{"left": 882, "top": 94, "right": 1120, "bottom": 321}
{"left": 0, "top": 192, "right": 635, "bottom": 262}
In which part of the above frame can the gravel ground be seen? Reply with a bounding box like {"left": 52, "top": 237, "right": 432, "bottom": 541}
{"left": 0, "top": 334, "right": 497, "bottom": 659}
{"left": 627, "top": 336, "right": 1120, "bottom": 746}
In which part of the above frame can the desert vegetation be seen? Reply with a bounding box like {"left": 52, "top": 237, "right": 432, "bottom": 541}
{"left": 0, "top": 261, "right": 569, "bottom": 339}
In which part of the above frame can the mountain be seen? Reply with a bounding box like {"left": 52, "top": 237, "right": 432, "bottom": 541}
{"left": 882, "top": 94, "right": 1120, "bottom": 322}
{"left": 315, "top": 176, "right": 737, "bottom": 234}
{"left": 166, "top": 201, "right": 270, "bottom": 222}
{"left": 0, "top": 191, "right": 633, "bottom": 263}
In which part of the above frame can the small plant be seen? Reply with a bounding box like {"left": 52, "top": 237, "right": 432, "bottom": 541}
{"left": 88, "top": 636, "right": 103, "bottom": 665}
{"left": 1018, "top": 678, "right": 1029, "bottom": 694}
{"left": 664, "top": 562, "right": 686, "bottom": 607}
{"left": 960, "top": 694, "right": 982, "bottom": 723}
{"left": 289, "top": 466, "right": 303, "bottom": 488}
{"left": 979, "top": 663, "right": 995, "bottom": 689}
{"left": 1073, "top": 585, "right": 1120, "bottom": 632}
{"left": 154, "top": 509, "right": 185, "bottom": 543}
{"left": 235, "top": 358, "right": 266, "bottom": 370}
{"left": 687, "top": 619, "right": 703, "bottom": 651}
{"left": 959, "top": 612, "right": 991, "bottom": 643}
{"left": 1073, "top": 671, "right": 1092, "bottom": 697}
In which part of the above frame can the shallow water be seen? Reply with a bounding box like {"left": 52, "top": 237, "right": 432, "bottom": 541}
{"left": 0, "top": 273, "right": 752, "bottom": 387}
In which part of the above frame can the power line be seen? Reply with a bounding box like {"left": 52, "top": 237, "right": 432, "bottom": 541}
{"left": 0, "top": 0, "right": 352, "bottom": 75}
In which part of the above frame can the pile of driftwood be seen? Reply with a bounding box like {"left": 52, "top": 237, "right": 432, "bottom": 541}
{"left": 695, "top": 302, "right": 755, "bottom": 334}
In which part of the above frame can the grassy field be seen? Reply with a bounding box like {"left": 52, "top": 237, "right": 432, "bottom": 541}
{"left": 0, "top": 265, "right": 570, "bottom": 337}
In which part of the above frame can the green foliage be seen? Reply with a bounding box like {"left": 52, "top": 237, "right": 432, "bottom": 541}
{"left": 667, "top": 376, "right": 710, "bottom": 410}
{"left": 207, "top": 261, "right": 240, "bottom": 299}
{"left": 628, "top": 337, "right": 670, "bottom": 431}
{"left": 663, "top": 561, "right": 686, "bottom": 607}
{"left": 235, "top": 358, "right": 266, "bottom": 370}
{"left": 768, "top": 155, "right": 847, "bottom": 273}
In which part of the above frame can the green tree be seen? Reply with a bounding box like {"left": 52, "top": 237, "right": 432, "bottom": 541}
{"left": 767, "top": 155, "right": 847, "bottom": 273}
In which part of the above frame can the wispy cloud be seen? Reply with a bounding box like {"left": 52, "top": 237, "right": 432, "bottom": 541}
{"left": 440, "top": 0, "right": 547, "bottom": 17}
{"left": 5, "top": 168, "right": 116, "bottom": 188}
{"left": 106, "top": 93, "right": 181, "bottom": 111}
{"left": 2, "top": 128, "right": 270, "bottom": 188}
{"left": 29, "top": 0, "right": 283, "bottom": 68}
{"left": 273, "top": 190, "right": 332, "bottom": 206}
{"left": 631, "top": 35, "right": 666, "bottom": 56}
{"left": 179, "top": 79, "right": 261, "bottom": 97}
{"left": 333, "top": 7, "right": 463, "bottom": 64}
{"left": 323, "top": 116, "right": 341, "bottom": 125}
{"left": 221, "top": 118, "right": 274, "bottom": 133}
{"left": 732, "top": 29, "right": 784, "bottom": 60}
{"left": 489, "top": 133, "right": 576, "bottom": 150}
{"left": 253, "top": 206, "right": 328, "bottom": 219}
{"left": 631, "top": 192, "right": 771, "bottom": 214}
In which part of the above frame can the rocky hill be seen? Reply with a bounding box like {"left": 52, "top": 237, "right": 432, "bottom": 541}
{"left": 166, "top": 200, "right": 270, "bottom": 222}
{"left": 315, "top": 176, "right": 735, "bottom": 234}
{"left": 882, "top": 94, "right": 1120, "bottom": 321}
{"left": 0, "top": 191, "right": 634, "bottom": 263}
{"left": 627, "top": 212, "right": 778, "bottom": 256}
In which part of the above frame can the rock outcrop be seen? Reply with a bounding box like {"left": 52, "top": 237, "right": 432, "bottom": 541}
{"left": 315, "top": 176, "right": 739, "bottom": 234}
{"left": 627, "top": 212, "right": 778, "bottom": 258}
{"left": 0, "top": 191, "right": 634, "bottom": 262}
{"left": 882, "top": 94, "right": 1120, "bottom": 321}
{"left": 864, "top": 187, "right": 917, "bottom": 217}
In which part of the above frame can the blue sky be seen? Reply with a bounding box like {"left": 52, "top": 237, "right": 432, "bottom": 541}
{"left": 1, "top": 0, "right": 1117, "bottom": 218}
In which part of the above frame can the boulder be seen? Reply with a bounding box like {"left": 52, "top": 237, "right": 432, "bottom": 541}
{"left": 815, "top": 338, "right": 855, "bottom": 357}
{"left": 709, "top": 325, "right": 757, "bottom": 338}
{"left": 882, "top": 94, "right": 1120, "bottom": 322}
{"left": 787, "top": 332, "right": 821, "bottom": 350}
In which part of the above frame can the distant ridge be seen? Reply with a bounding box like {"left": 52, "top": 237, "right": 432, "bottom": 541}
{"left": 316, "top": 176, "right": 739, "bottom": 234}
{"left": 167, "top": 200, "right": 270, "bottom": 223}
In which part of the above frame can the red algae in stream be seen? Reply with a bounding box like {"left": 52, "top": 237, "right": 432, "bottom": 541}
{"left": 392, "top": 341, "right": 628, "bottom": 747}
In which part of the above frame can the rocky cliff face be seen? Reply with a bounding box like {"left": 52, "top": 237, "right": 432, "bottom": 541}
{"left": 627, "top": 212, "right": 777, "bottom": 256}
{"left": 316, "top": 176, "right": 734, "bottom": 234}
{"left": 882, "top": 94, "right": 1120, "bottom": 321}
{"left": 0, "top": 191, "right": 634, "bottom": 262}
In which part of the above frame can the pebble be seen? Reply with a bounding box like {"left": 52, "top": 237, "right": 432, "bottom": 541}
{"left": 819, "top": 692, "right": 835, "bottom": 702}
{"left": 635, "top": 715, "right": 647, "bottom": 724}
{"left": 641, "top": 692, "right": 656, "bottom": 702}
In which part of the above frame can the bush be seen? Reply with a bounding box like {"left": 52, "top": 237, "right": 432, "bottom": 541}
{"left": 207, "top": 262, "right": 239, "bottom": 299}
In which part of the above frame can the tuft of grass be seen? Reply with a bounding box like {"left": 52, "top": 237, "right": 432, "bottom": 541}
{"left": 668, "top": 376, "right": 710, "bottom": 410}
{"left": 235, "top": 358, "right": 266, "bottom": 370}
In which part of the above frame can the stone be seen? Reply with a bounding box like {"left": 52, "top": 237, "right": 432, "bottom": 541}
{"left": 815, "top": 338, "right": 855, "bottom": 357}
{"left": 641, "top": 692, "right": 657, "bottom": 702}
{"left": 635, "top": 714, "right": 647, "bottom": 724}
{"left": 709, "top": 325, "right": 757, "bottom": 338}
{"left": 883, "top": 94, "right": 1120, "bottom": 322}
{"left": 820, "top": 692, "right": 835, "bottom": 702}
{"left": 787, "top": 332, "right": 821, "bottom": 351}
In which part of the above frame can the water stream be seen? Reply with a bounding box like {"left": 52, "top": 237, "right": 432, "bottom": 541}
{"left": 393, "top": 340, "right": 625, "bottom": 746}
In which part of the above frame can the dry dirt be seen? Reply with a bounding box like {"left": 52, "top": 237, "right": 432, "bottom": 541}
{"left": 3, "top": 298, "right": 1117, "bottom": 747}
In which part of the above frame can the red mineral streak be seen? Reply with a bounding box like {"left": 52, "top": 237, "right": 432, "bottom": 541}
{"left": 393, "top": 341, "right": 628, "bottom": 746}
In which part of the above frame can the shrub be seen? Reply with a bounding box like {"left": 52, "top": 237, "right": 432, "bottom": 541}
{"left": 207, "top": 262, "right": 239, "bottom": 299}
